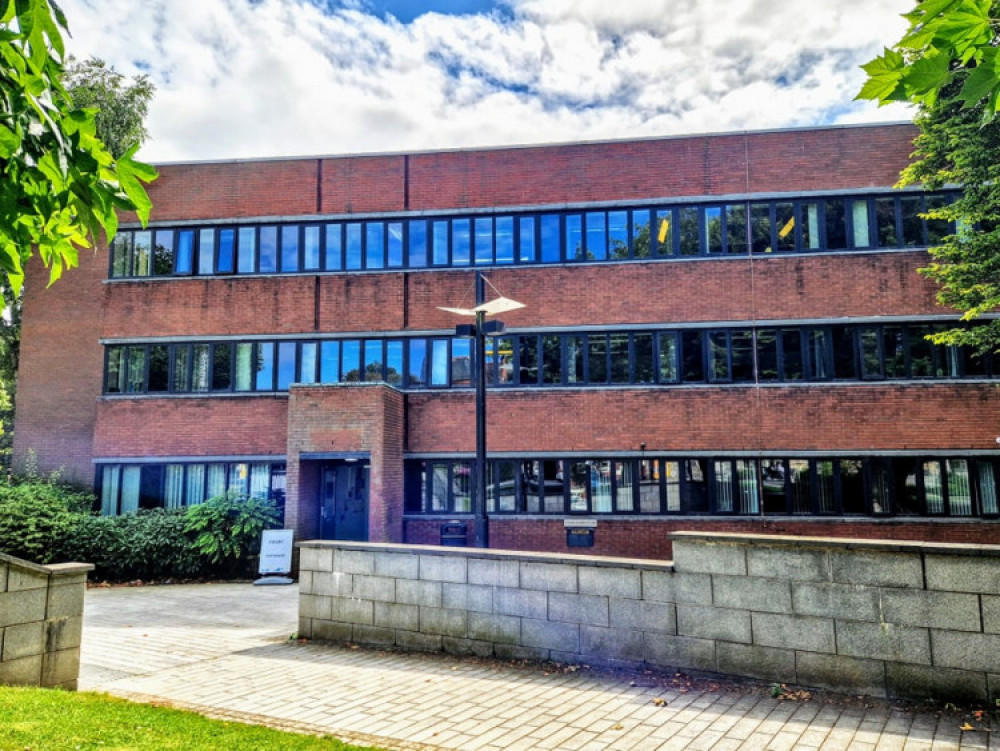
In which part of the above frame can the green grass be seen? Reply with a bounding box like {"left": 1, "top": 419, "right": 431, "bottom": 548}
{"left": 0, "top": 686, "right": 385, "bottom": 750}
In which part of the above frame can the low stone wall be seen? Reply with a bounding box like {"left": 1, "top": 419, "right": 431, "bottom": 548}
{"left": 0, "top": 553, "right": 93, "bottom": 690}
{"left": 297, "top": 533, "right": 1000, "bottom": 703}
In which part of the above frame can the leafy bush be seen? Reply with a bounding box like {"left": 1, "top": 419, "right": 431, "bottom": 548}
{"left": 0, "top": 480, "right": 93, "bottom": 563}
{"left": 60, "top": 509, "right": 205, "bottom": 582}
{"left": 184, "top": 493, "right": 281, "bottom": 577}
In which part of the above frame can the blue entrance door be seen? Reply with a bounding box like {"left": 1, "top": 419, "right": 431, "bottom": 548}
{"left": 319, "top": 462, "right": 369, "bottom": 541}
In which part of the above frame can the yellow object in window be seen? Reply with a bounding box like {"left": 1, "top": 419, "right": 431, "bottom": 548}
{"left": 778, "top": 217, "right": 795, "bottom": 239}
{"left": 658, "top": 218, "right": 670, "bottom": 243}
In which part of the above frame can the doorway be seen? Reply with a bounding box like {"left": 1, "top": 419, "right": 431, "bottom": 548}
{"left": 319, "top": 461, "right": 369, "bottom": 540}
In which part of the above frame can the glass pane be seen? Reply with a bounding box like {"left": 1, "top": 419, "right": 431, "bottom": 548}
{"left": 682, "top": 331, "right": 704, "bottom": 382}
{"left": 655, "top": 209, "right": 673, "bottom": 257}
{"left": 429, "top": 464, "right": 448, "bottom": 512}
{"left": 229, "top": 463, "right": 249, "bottom": 496}
{"left": 731, "top": 330, "right": 754, "bottom": 382}
{"left": 832, "top": 326, "right": 858, "bottom": 380}
{"left": 910, "top": 324, "right": 942, "bottom": 378}
{"left": 714, "top": 461, "right": 734, "bottom": 512}
{"left": 366, "top": 222, "right": 384, "bottom": 269}
{"left": 518, "top": 216, "right": 536, "bottom": 263}
{"left": 490, "top": 461, "right": 517, "bottom": 512}
{"left": 495, "top": 336, "right": 515, "bottom": 385}
{"left": 121, "top": 466, "right": 141, "bottom": 514}
{"left": 105, "top": 346, "right": 125, "bottom": 393}
{"left": 592, "top": 461, "right": 612, "bottom": 512}
{"left": 148, "top": 346, "right": 168, "bottom": 392}
{"left": 430, "top": 339, "right": 449, "bottom": 386}
{"left": 364, "top": 339, "right": 383, "bottom": 381}
{"left": 408, "top": 220, "right": 427, "bottom": 267}
{"left": 725, "top": 204, "right": 747, "bottom": 254}
{"left": 452, "top": 219, "right": 470, "bottom": 266}
{"left": 609, "top": 334, "right": 629, "bottom": 383}
{"left": 634, "top": 333, "right": 654, "bottom": 384}
{"left": 387, "top": 222, "right": 403, "bottom": 267}
{"left": 238, "top": 227, "right": 256, "bottom": 273}
{"left": 947, "top": 459, "right": 972, "bottom": 516}
{"left": 816, "top": 460, "right": 835, "bottom": 513}
{"left": 164, "top": 465, "right": 184, "bottom": 509}
{"left": 709, "top": 331, "right": 730, "bottom": 381}
{"left": 474, "top": 217, "right": 493, "bottom": 264}
{"left": 569, "top": 461, "right": 589, "bottom": 511}
{"left": 211, "top": 343, "right": 231, "bottom": 391}
{"left": 683, "top": 460, "right": 709, "bottom": 513}
{"left": 883, "top": 326, "right": 906, "bottom": 378}
{"left": 925, "top": 194, "right": 950, "bottom": 244}
{"left": 250, "top": 464, "right": 270, "bottom": 498}
{"left": 198, "top": 228, "right": 215, "bottom": 275}
{"left": 825, "top": 200, "right": 847, "bottom": 250}
{"left": 640, "top": 459, "right": 663, "bottom": 512}
{"left": 801, "top": 203, "right": 820, "bottom": 249}
{"left": 342, "top": 340, "right": 361, "bottom": 382}
{"left": 453, "top": 462, "right": 472, "bottom": 512}
{"left": 566, "top": 214, "right": 584, "bottom": 260}
{"left": 658, "top": 333, "right": 678, "bottom": 382}
{"left": 126, "top": 346, "right": 146, "bottom": 393}
{"left": 519, "top": 336, "right": 538, "bottom": 384}
{"left": 585, "top": 212, "right": 607, "bottom": 260}
{"left": 186, "top": 464, "right": 206, "bottom": 506}
{"left": 541, "top": 336, "right": 561, "bottom": 384}
{"left": 320, "top": 341, "right": 340, "bottom": 383}
{"left": 110, "top": 233, "right": 131, "bottom": 278}
{"left": 870, "top": 459, "right": 890, "bottom": 514}
{"left": 207, "top": 464, "right": 226, "bottom": 499}
{"left": 173, "top": 346, "right": 190, "bottom": 392}
{"left": 432, "top": 220, "right": 449, "bottom": 265}
{"left": 495, "top": 217, "right": 514, "bottom": 264}
{"left": 543, "top": 461, "right": 564, "bottom": 512}
{"left": 300, "top": 342, "right": 318, "bottom": 384}
{"left": 851, "top": 200, "right": 870, "bottom": 248}
{"left": 894, "top": 459, "right": 921, "bottom": 515}
{"left": 608, "top": 211, "right": 628, "bottom": 259}
{"left": 255, "top": 342, "right": 275, "bottom": 390}
{"left": 345, "top": 223, "right": 362, "bottom": 270}
{"left": 175, "top": 230, "right": 194, "bottom": 274}
{"left": 923, "top": 461, "right": 944, "bottom": 514}
{"left": 705, "top": 207, "right": 723, "bottom": 253}
{"left": 629, "top": 210, "right": 649, "bottom": 258}
{"left": 451, "top": 338, "right": 471, "bottom": 386}
{"left": 407, "top": 340, "right": 426, "bottom": 386}
{"left": 781, "top": 329, "right": 803, "bottom": 381}
{"left": 588, "top": 334, "right": 607, "bottom": 383}
{"left": 277, "top": 342, "right": 296, "bottom": 389}
{"left": 876, "top": 198, "right": 897, "bottom": 247}
{"left": 566, "top": 336, "right": 584, "bottom": 384}
{"left": 750, "top": 204, "right": 771, "bottom": 253}
{"left": 540, "top": 214, "right": 561, "bottom": 262}
{"left": 259, "top": 226, "right": 278, "bottom": 272}
{"left": 736, "top": 460, "right": 759, "bottom": 514}
{"left": 756, "top": 330, "right": 778, "bottom": 381}
{"left": 979, "top": 462, "right": 998, "bottom": 515}
{"left": 133, "top": 231, "right": 152, "bottom": 276}
{"left": 235, "top": 343, "right": 253, "bottom": 391}
{"left": 386, "top": 340, "right": 403, "bottom": 385}
{"left": 325, "top": 224, "right": 342, "bottom": 270}
{"left": 789, "top": 459, "right": 812, "bottom": 513}
{"left": 808, "top": 329, "right": 829, "bottom": 379}
{"left": 860, "top": 328, "right": 882, "bottom": 378}
{"left": 217, "top": 229, "right": 235, "bottom": 273}
{"left": 775, "top": 202, "right": 795, "bottom": 251}
{"left": 900, "top": 196, "right": 923, "bottom": 247}
{"left": 304, "top": 226, "right": 321, "bottom": 270}
{"left": 840, "top": 459, "right": 864, "bottom": 514}
{"left": 615, "top": 460, "right": 635, "bottom": 512}
{"left": 679, "top": 207, "right": 699, "bottom": 255}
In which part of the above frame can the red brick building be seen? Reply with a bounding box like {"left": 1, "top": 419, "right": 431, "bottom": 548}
{"left": 14, "top": 123, "right": 1000, "bottom": 558}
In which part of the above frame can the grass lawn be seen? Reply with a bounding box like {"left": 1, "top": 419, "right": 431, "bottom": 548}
{"left": 0, "top": 686, "right": 386, "bottom": 750}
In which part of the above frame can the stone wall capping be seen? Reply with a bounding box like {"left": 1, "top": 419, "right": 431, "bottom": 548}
{"left": 0, "top": 554, "right": 94, "bottom": 577}
{"left": 670, "top": 531, "right": 1000, "bottom": 557}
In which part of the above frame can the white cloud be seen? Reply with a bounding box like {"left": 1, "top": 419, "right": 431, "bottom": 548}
{"left": 56, "top": 0, "right": 915, "bottom": 162}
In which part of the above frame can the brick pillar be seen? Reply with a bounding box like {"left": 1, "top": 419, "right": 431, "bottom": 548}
{"left": 286, "top": 384, "right": 404, "bottom": 542}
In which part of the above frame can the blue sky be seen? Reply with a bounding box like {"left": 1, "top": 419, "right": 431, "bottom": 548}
{"left": 58, "top": 0, "right": 913, "bottom": 163}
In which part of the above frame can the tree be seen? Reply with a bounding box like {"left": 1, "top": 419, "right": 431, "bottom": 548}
{"left": 859, "top": 0, "right": 1000, "bottom": 354}
{"left": 857, "top": 0, "right": 1000, "bottom": 120}
{"left": 64, "top": 56, "right": 154, "bottom": 159}
{"left": 0, "top": 0, "right": 156, "bottom": 296}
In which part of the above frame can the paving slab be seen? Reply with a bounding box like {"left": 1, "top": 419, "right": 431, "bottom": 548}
{"left": 78, "top": 583, "right": 1000, "bottom": 751}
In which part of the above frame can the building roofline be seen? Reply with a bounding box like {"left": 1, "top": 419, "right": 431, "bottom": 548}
{"left": 148, "top": 120, "right": 917, "bottom": 169}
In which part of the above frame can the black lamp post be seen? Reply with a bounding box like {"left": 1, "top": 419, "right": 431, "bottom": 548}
{"left": 439, "top": 272, "right": 524, "bottom": 548}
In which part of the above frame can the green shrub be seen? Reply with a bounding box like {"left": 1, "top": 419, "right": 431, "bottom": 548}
{"left": 184, "top": 493, "right": 281, "bottom": 577}
{"left": 0, "top": 480, "right": 92, "bottom": 564}
{"left": 60, "top": 509, "right": 205, "bottom": 581}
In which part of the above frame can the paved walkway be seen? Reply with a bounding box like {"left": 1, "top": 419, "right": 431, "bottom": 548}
{"left": 79, "top": 583, "right": 998, "bottom": 751}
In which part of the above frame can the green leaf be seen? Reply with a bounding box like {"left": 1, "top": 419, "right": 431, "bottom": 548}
{"left": 857, "top": 48, "right": 907, "bottom": 103}
{"left": 0, "top": 123, "right": 19, "bottom": 159}
{"left": 902, "top": 50, "right": 953, "bottom": 97}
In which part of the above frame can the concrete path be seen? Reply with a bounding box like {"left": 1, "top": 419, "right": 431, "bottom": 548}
{"left": 79, "top": 582, "right": 998, "bottom": 751}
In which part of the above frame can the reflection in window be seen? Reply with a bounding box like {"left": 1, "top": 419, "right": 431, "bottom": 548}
{"left": 259, "top": 226, "right": 278, "bottom": 273}
{"left": 366, "top": 223, "right": 384, "bottom": 269}
{"left": 281, "top": 225, "right": 299, "bottom": 272}
{"left": 540, "top": 214, "right": 561, "bottom": 262}
{"left": 320, "top": 341, "right": 340, "bottom": 383}
{"left": 325, "top": 224, "right": 342, "bottom": 270}
{"left": 654, "top": 208, "right": 673, "bottom": 257}
{"left": 300, "top": 342, "right": 318, "bottom": 384}
{"left": 496, "top": 217, "right": 514, "bottom": 264}
{"left": 518, "top": 217, "right": 535, "bottom": 263}
{"left": 304, "top": 226, "right": 321, "bottom": 271}
{"left": 409, "top": 221, "right": 427, "bottom": 267}
{"left": 256, "top": 343, "right": 274, "bottom": 391}
{"left": 342, "top": 340, "right": 361, "bottom": 382}
{"left": 566, "top": 214, "right": 583, "bottom": 260}
{"left": 586, "top": 212, "right": 607, "bottom": 260}
{"left": 238, "top": 227, "right": 256, "bottom": 273}
{"left": 430, "top": 339, "right": 449, "bottom": 386}
{"left": 475, "top": 217, "right": 493, "bottom": 265}
{"left": 198, "top": 229, "right": 215, "bottom": 275}
{"left": 452, "top": 219, "right": 470, "bottom": 266}
{"left": 345, "top": 223, "right": 362, "bottom": 270}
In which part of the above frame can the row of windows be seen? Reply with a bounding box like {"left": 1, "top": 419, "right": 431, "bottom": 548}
{"left": 104, "top": 321, "right": 997, "bottom": 395}
{"left": 98, "top": 461, "right": 286, "bottom": 516}
{"left": 108, "top": 192, "right": 954, "bottom": 279}
{"left": 405, "top": 456, "right": 1000, "bottom": 519}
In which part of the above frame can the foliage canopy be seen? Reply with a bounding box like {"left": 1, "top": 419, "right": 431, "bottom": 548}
{"left": 0, "top": 0, "right": 156, "bottom": 294}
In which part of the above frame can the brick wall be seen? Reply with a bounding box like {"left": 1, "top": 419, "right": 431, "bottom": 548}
{"left": 298, "top": 533, "right": 1000, "bottom": 703}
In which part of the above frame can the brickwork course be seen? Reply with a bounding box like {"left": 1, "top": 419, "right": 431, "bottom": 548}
{"left": 79, "top": 583, "right": 1000, "bottom": 750}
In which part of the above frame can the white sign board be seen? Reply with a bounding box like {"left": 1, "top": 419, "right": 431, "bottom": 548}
{"left": 258, "top": 529, "right": 294, "bottom": 575}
